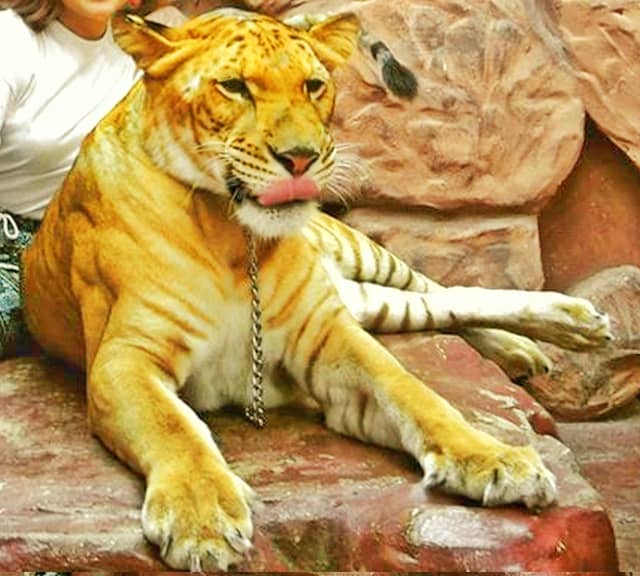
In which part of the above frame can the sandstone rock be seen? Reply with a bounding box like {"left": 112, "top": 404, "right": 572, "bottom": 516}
{"left": 249, "top": 0, "right": 585, "bottom": 211}
{"left": 557, "top": 401, "right": 640, "bottom": 572}
{"left": 379, "top": 333, "right": 557, "bottom": 437}
{"left": 556, "top": 0, "right": 640, "bottom": 167}
{"left": 0, "top": 344, "right": 618, "bottom": 571}
{"left": 539, "top": 120, "right": 640, "bottom": 291}
{"left": 340, "top": 208, "right": 544, "bottom": 289}
{"left": 241, "top": 0, "right": 292, "bottom": 13}
{"left": 526, "top": 266, "right": 640, "bottom": 421}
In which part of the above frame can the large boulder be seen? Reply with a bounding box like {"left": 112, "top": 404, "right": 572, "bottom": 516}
{"left": 0, "top": 339, "right": 618, "bottom": 571}
{"left": 557, "top": 0, "right": 640, "bottom": 167}
{"left": 557, "top": 401, "right": 640, "bottom": 572}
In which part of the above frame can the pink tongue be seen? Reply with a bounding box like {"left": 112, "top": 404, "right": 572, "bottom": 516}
{"left": 258, "top": 177, "right": 320, "bottom": 206}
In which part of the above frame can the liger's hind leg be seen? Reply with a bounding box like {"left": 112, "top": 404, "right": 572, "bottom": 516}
{"left": 305, "top": 214, "right": 610, "bottom": 378}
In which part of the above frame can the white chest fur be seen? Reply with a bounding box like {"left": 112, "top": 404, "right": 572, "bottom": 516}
{"left": 179, "top": 299, "right": 294, "bottom": 413}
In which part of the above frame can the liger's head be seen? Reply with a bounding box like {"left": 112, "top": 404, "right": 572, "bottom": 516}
{"left": 114, "top": 9, "right": 361, "bottom": 238}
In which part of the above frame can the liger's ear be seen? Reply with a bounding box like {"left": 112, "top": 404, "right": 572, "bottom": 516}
{"left": 112, "top": 14, "right": 173, "bottom": 69}
{"left": 112, "top": 14, "right": 197, "bottom": 76}
{"left": 305, "top": 12, "right": 360, "bottom": 71}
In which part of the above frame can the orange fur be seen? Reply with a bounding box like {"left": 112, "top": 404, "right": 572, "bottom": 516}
{"left": 22, "top": 10, "right": 556, "bottom": 570}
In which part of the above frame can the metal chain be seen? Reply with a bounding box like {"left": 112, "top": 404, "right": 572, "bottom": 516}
{"left": 244, "top": 230, "right": 266, "bottom": 428}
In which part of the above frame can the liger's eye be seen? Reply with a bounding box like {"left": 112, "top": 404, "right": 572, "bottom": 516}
{"left": 304, "top": 78, "right": 326, "bottom": 99}
{"left": 216, "top": 78, "right": 251, "bottom": 100}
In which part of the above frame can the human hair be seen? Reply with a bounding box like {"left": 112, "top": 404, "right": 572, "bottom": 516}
{"left": 0, "top": 0, "right": 153, "bottom": 30}
{"left": 0, "top": 0, "right": 60, "bottom": 31}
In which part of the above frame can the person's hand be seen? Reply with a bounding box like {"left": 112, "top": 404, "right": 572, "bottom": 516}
{"left": 145, "top": 5, "right": 188, "bottom": 26}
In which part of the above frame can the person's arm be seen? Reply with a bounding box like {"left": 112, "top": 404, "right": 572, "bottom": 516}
{"left": 0, "top": 78, "right": 11, "bottom": 145}
{"left": 0, "top": 10, "right": 27, "bottom": 145}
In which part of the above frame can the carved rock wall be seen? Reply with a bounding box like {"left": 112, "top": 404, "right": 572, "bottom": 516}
{"left": 341, "top": 209, "right": 544, "bottom": 289}
{"left": 556, "top": 0, "right": 640, "bottom": 167}
{"left": 540, "top": 119, "right": 640, "bottom": 291}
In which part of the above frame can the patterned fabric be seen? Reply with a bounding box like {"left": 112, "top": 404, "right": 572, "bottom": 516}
{"left": 0, "top": 213, "right": 40, "bottom": 358}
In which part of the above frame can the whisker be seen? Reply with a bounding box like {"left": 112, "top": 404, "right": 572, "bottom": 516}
{"left": 317, "top": 146, "right": 369, "bottom": 207}
{"left": 183, "top": 182, "right": 197, "bottom": 209}
{"left": 334, "top": 141, "right": 363, "bottom": 153}
{"left": 194, "top": 140, "right": 227, "bottom": 152}
{"left": 227, "top": 198, "right": 236, "bottom": 217}
{"left": 325, "top": 184, "right": 354, "bottom": 209}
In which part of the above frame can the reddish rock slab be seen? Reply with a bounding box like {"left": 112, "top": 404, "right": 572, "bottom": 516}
{"left": 557, "top": 401, "right": 640, "bottom": 572}
{"left": 0, "top": 339, "right": 618, "bottom": 571}
{"left": 379, "top": 333, "right": 557, "bottom": 438}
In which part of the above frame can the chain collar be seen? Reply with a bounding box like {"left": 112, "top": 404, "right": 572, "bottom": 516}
{"left": 244, "top": 230, "right": 266, "bottom": 428}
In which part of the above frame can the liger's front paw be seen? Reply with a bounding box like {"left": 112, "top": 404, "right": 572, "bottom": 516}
{"left": 421, "top": 441, "right": 556, "bottom": 510}
{"left": 142, "top": 463, "right": 256, "bottom": 571}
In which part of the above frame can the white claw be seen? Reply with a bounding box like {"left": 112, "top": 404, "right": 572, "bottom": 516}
{"left": 225, "top": 527, "right": 253, "bottom": 554}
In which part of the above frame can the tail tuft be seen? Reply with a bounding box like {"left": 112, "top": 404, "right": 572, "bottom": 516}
{"left": 370, "top": 41, "right": 418, "bottom": 100}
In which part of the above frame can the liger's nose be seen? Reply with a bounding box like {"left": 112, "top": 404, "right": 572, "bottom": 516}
{"left": 270, "top": 146, "right": 319, "bottom": 176}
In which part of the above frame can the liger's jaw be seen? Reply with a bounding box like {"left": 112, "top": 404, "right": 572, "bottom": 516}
{"left": 233, "top": 197, "right": 320, "bottom": 239}
{"left": 226, "top": 174, "right": 323, "bottom": 238}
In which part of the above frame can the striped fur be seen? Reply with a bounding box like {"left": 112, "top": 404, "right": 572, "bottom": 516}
{"left": 304, "top": 214, "right": 610, "bottom": 375}
{"left": 22, "top": 10, "right": 609, "bottom": 571}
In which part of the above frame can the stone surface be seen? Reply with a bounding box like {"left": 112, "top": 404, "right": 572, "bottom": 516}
{"left": 557, "top": 400, "right": 640, "bottom": 572}
{"left": 557, "top": 0, "right": 640, "bottom": 168}
{"left": 223, "top": 0, "right": 585, "bottom": 211}
{"left": 526, "top": 266, "right": 640, "bottom": 421}
{"left": 0, "top": 337, "right": 618, "bottom": 571}
{"left": 340, "top": 208, "right": 544, "bottom": 289}
{"left": 539, "top": 120, "right": 640, "bottom": 292}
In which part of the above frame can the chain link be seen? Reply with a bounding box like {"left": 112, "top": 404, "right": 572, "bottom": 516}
{"left": 244, "top": 230, "right": 266, "bottom": 428}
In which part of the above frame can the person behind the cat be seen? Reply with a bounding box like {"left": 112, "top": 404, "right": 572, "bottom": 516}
{"left": 0, "top": 0, "right": 141, "bottom": 356}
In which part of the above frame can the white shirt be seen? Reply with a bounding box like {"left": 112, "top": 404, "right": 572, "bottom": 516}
{"left": 0, "top": 9, "right": 139, "bottom": 219}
